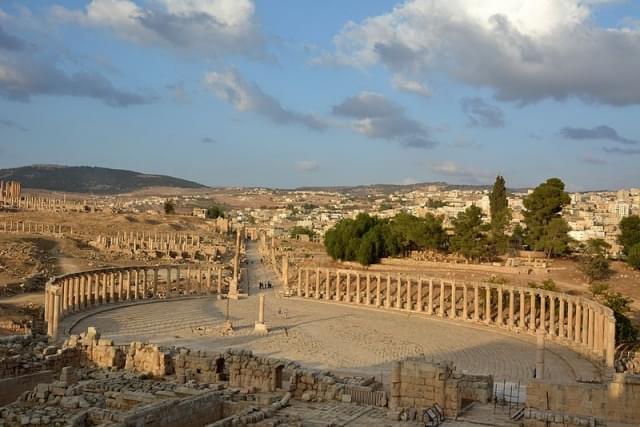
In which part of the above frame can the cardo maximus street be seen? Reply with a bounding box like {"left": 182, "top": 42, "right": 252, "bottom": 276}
{"left": 1, "top": 179, "right": 640, "bottom": 427}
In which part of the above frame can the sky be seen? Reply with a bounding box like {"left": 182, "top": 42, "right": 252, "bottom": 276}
{"left": 1, "top": 0, "right": 640, "bottom": 190}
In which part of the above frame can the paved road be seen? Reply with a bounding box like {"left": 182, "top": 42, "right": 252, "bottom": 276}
{"left": 67, "top": 241, "right": 599, "bottom": 384}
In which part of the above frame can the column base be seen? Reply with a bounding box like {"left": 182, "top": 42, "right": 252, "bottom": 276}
{"left": 254, "top": 322, "right": 269, "bottom": 334}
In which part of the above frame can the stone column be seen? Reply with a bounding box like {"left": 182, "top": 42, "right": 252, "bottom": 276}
{"left": 116, "top": 272, "right": 123, "bottom": 301}
{"left": 175, "top": 266, "right": 181, "bottom": 295}
{"left": 581, "top": 303, "right": 589, "bottom": 346}
{"left": 507, "top": 288, "right": 516, "bottom": 329}
{"left": 124, "top": 270, "right": 131, "bottom": 301}
{"left": 62, "top": 279, "right": 68, "bottom": 314}
{"left": 439, "top": 280, "right": 445, "bottom": 317}
{"left": 152, "top": 268, "right": 158, "bottom": 297}
{"left": 462, "top": 284, "right": 468, "bottom": 320}
{"left": 376, "top": 274, "right": 382, "bottom": 307}
{"left": 485, "top": 287, "right": 491, "bottom": 324}
{"left": 52, "top": 291, "right": 60, "bottom": 340}
{"left": 549, "top": 295, "right": 556, "bottom": 336}
{"left": 325, "top": 270, "right": 330, "bottom": 301}
{"left": 605, "top": 316, "right": 615, "bottom": 369}
{"left": 559, "top": 298, "right": 565, "bottom": 339}
{"left": 109, "top": 273, "right": 115, "bottom": 302}
{"left": 575, "top": 302, "right": 582, "bottom": 344}
{"left": 305, "top": 269, "right": 310, "bottom": 298}
{"left": 254, "top": 294, "right": 268, "bottom": 334}
{"left": 428, "top": 279, "right": 434, "bottom": 315}
{"left": 366, "top": 273, "right": 371, "bottom": 305}
{"left": 530, "top": 291, "right": 536, "bottom": 332}
{"left": 315, "top": 268, "right": 320, "bottom": 299}
{"left": 46, "top": 289, "right": 54, "bottom": 336}
{"left": 519, "top": 289, "right": 526, "bottom": 330}
{"left": 473, "top": 284, "right": 479, "bottom": 321}
{"left": 217, "top": 268, "right": 222, "bottom": 296}
{"left": 535, "top": 331, "right": 545, "bottom": 379}
{"left": 396, "top": 275, "right": 402, "bottom": 309}
{"left": 335, "top": 272, "right": 341, "bottom": 302}
{"left": 101, "top": 273, "right": 107, "bottom": 303}
{"left": 142, "top": 269, "right": 147, "bottom": 299}
{"left": 497, "top": 287, "right": 503, "bottom": 326}
{"left": 386, "top": 275, "right": 391, "bottom": 309}
{"left": 282, "top": 255, "right": 289, "bottom": 290}
{"left": 417, "top": 279, "right": 423, "bottom": 312}
{"left": 540, "top": 292, "right": 546, "bottom": 333}
{"left": 567, "top": 299, "right": 574, "bottom": 341}
{"left": 73, "top": 277, "right": 80, "bottom": 312}
{"left": 587, "top": 307, "right": 595, "bottom": 350}
{"left": 449, "top": 282, "right": 456, "bottom": 319}
{"left": 79, "top": 275, "right": 86, "bottom": 309}
{"left": 594, "top": 311, "right": 603, "bottom": 354}
{"left": 133, "top": 269, "right": 139, "bottom": 299}
{"left": 297, "top": 269, "right": 302, "bottom": 297}
{"left": 406, "top": 278, "right": 412, "bottom": 311}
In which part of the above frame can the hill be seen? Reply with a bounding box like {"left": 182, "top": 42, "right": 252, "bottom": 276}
{"left": 0, "top": 165, "right": 206, "bottom": 194}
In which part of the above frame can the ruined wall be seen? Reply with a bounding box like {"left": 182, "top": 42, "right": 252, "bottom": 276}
{"left": 526, "top": 374, "right": 640, "bottom": 425}
{"left": 0, "top": 371, "right": 55, "bottom": 406}
{"left": 389, "top": 358, "right": 493, "bottom": 418}
{"left": 125, "top": 341, "right": 173, "bottom": 377}
{"left": 115, "top": 390, "right": 224, "bottom": 427}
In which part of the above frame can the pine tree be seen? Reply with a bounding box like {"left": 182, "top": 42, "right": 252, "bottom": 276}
{"left": 489, "top": 175, "right": 511, "bottom": 254}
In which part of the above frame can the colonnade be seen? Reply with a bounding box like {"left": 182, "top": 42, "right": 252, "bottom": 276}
{"left": 44, "top": 264, "right": 226, "bottom": 339}
{"left": 1, "top": 220, "right": 72, "bottom": 235}
{"left": 295, "top": 267, "right": 616, "bottom": 368}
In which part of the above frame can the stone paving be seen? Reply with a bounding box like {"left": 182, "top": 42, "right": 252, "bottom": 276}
{"left": 63, "top": 243, "right": 601, "bottom": 385}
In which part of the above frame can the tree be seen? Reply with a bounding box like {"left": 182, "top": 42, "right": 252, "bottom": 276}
{"left": 619, "top": 215, "right": 640, "bottom": 255}
{"left": 164, "top": 200, "right": 175, "bottom": 215}
{"left": 489, "top": 175, "right": 512, "bottom": 255}
{"left": 323, "top": 212, "right": 447, "bottom": 266}
{"left": 584, "top": 238, "right": 611, "bottom": 257}
{"left": 450, "top": 206, "right": 492, "bottom": 261}
{"left": 522, "top": 178, "right": 571, "bottom": 253}
{"left": 628, "top": 243, "right": 640, "bottom": 270}
{"left": 290, "top": 226, "right": 314, "bottom": 239}
{"left": 206, "top": 205, "right": 225, "bottom": 219}
{"left": 579, "top": 255, "right": 613, "bottom": 283}
{"left": 538, "top": 217, "right": 572, "bottom": 258}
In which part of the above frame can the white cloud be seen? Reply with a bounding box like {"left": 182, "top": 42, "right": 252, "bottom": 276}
{"left": 430, "top": 161, "right": 492, "bottom": 183}
{"left": 295, "top": 160, "right": 319, "bottom": 172}
{"left": 391, "top": 74, "right": 430, "bottom": 97}
{"left": 203, "top": 68, "right": 327, "bottom": 131}
{"left": 51, "top": 0, "right": 265, "bottom": 57}
{"left": 321, "top": 0, "right": 640, "bottom": 105}
{"left": 332, "top": 92, "right": 436, "bottom": 148}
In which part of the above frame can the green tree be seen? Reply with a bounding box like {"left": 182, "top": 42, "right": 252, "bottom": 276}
{"left": 619, "top": 215, "right": 640, "bottom": 255}
{"left": 584, "top": 238, "right": 611, "bottom": 257}
{"left": 450, "top": 206, "right": 491, "bottom": 261}
{"left": 164, "top": 200, "right": 175, "bottom": 215}
{"left": 538, "top": 217, "right": 572, "bottom": 258}
{"left": 579, "top": 255, "right": 613, "bottom": 283}
{"left": 390, "top": 212, "right": 447, "bottom": 255}
{"left": 489, "top": 175, "right": 512, "bottom": 255}
{"left": 627, "top": 243, "right": 640, "bottom": 270}
{"left": 290, "top": 226, "right": 314, "bottom": 239}
{"left": 206, "top": 205, "right": 225, "bottom": 219}
{"left": 522, "top": 178, "right": 571, "bottom": 252}
{"left": 323, "top": 212, "right": 448, "bottom": 266}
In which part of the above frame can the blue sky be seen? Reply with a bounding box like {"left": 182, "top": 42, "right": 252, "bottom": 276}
{"left": 1, "top": 0, "right": 639, "bottom": 190}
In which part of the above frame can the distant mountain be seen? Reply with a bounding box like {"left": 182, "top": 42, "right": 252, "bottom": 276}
{"left": 0, "top": 165, "right": 206, "bottom": 194}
